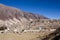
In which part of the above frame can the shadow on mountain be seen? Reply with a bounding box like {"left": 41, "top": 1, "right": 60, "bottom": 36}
{"left": 42, "top": 27, "right": 60, "bottom": 40}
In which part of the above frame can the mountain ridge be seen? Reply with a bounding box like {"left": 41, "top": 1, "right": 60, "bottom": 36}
{"left": 0, "top": 4, "right": 49, "bottom": 33}
{"left": 0, "top": 4, "right": 48, "bottom": 20}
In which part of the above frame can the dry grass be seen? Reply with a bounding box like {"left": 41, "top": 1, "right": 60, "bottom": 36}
{"left": 0, "top": 32, "right": 43, "bottom": 40}
{"left": 0, "top": 30, "right": 52, "bottom": 40}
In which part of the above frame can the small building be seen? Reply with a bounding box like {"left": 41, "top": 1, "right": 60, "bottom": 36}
{"left": 38, "top": 26, "right": 47, "bottom": 30}
{"left": 24, "top": 30, "right": 40, "bottom": 32}
{"left": 50, "top": 29, "right": 56, "bottom": 31}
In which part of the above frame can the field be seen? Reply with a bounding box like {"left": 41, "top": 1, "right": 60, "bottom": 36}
{"left": 0, "top": 32, "right": 47, "bottom": 40}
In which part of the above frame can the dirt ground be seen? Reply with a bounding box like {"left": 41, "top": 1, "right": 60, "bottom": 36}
{"left": 0, "top": 31, "right": 51, "bottom": 40}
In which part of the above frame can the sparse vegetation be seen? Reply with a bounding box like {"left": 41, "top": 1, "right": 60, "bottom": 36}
{"left": 0, "top": 4, "right": 60, "bottom": 40}
{"left": 0, "top": 25, "right": 7, "bottom": 30}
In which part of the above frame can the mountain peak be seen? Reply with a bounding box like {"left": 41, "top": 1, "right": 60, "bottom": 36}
{"left": 0, "top": 4, "right": 48, "bottom": 20}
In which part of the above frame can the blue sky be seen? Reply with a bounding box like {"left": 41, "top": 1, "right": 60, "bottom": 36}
{"left": 0, "top": 0, "right": 60, "bottom": 19}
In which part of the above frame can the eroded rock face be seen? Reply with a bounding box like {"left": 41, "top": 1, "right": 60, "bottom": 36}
{"left": 0, "top": 4, "right": 60, "bottom": 34}
{"left": 0, "top": 4, "right": 48, "bottom": 33}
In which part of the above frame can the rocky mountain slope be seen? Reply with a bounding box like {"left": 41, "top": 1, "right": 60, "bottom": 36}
{"left": 0, "top": 4, "right": 60, "bottom": 34}
{"left": 0, "top": 4, "right": 60, "bottom": 40}
{"left": 0, "top": 4, "right": 48, "bottom": 20}
{"left": 0, "top": 4, "right": 48, "bottom": 33}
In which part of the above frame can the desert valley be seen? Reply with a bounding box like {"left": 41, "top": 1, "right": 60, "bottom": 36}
{"left": 0, "top": 4, "right": 60, "bottom": 40}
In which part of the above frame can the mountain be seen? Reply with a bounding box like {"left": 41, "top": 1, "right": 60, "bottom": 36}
{"left": 0, "top": 4, "right": 60, "bottom": 34}
{"left": 0, "top": 4, "right": 48, "bottom": 33}
{"left": 0, "top": 4, "right": 48, "bottom": 20}
{"left": 0, "top": 4, "right": 60, "bottom": 40}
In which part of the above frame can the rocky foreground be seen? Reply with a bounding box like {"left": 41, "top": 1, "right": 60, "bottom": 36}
{"left": 42, "top": 27, "right": 60, "bottom": 40}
